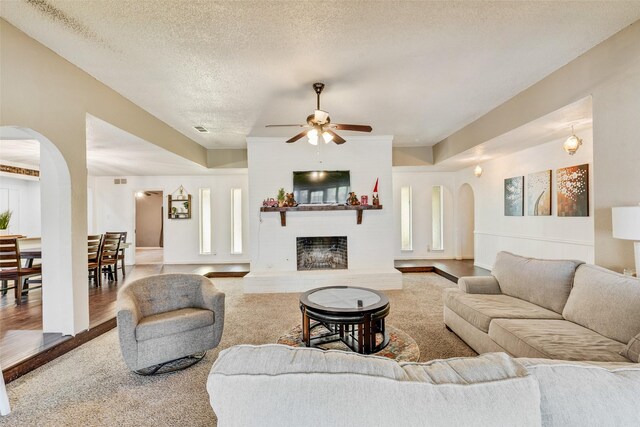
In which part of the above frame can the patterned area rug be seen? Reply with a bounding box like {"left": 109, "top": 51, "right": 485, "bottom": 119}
{"left": 277, "top": 324, "right": 420, "bottom": 362}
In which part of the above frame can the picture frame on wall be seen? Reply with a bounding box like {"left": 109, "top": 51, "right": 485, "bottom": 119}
{"left": 557, "top": 164, "right": 589, "bottom": 217}
{"left": 504, "top": 176, "right": 524, "bottom": 216}
{"left": 527, "top": 170, "right": 552, "bottom": 216}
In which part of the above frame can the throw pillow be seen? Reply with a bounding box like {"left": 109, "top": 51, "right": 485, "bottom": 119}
{"left": 620, "top": 332, "right": 640, "bottom": 363}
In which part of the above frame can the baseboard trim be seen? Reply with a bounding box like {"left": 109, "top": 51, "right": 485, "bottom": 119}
{"left": 3, "top": 318, "right": 117, "bottom": 384}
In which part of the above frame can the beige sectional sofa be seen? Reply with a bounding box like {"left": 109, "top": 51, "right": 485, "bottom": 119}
{"left": 444, "top": 251, "right": 640, "bottom": 363}
{"left": 207, "top": 344, "right": 640, "bottom": 427}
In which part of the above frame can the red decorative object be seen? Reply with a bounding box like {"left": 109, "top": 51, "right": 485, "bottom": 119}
{"left": 373, "top": 178, "right": 379, "bottom": 193}
{"left": 360, "top": 195, "right": 368, "bottom": 205}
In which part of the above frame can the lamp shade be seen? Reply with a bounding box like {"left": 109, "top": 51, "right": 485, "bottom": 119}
{"left": 612, "top": 206, "right": 640, "bottom": 240}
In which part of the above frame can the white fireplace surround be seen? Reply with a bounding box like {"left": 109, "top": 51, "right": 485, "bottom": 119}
{"left": 244, "top": 136, "right": 402, "bottom": 293}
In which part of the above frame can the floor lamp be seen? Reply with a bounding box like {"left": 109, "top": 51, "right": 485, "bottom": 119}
{"left": 612, "top": 206, "right": 640, "bottom": 277}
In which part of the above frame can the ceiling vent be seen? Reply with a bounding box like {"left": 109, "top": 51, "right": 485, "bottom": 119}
{"left": 194, "top": 126, "right": 209, "bottom": 133}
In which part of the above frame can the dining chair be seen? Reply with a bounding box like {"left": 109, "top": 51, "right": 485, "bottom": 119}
{"left": 0, "top": 238, "right": 42, "bottom": 305}
{"left": 107, "top": 231, "right": 127, "bottom": 278}
{"left": 101, "top": 233, "right": 122, "bottom": 282}
{"left": 88, "top": 234, "right": 103, "bottom": 287}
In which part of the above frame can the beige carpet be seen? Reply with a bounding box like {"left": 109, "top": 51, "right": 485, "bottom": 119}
{"left": 3, "top": 273, "right": 475, "bottom": 426}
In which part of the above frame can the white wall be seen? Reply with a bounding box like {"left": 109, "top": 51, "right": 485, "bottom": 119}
{"left": 457, "top": 129, "right": 594, "bottom": 270}
{"left": 0, "top": 173, "right": 40, "bottom": 236}
{"left": 457, "top": 183, "right": 475, "bottom": 259}
{"left": 92, "top": 172, "right": 249, "bottom": 264}
{"left": 246, "top": 136, "right": 400, "bottom": 292}
{"left": 391, "top": 169, "right": 457, "bottom": 259}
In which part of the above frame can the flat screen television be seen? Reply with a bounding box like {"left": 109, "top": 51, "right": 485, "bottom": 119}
{"left": 293, "top": 170, "right": 351, "bottom": 204}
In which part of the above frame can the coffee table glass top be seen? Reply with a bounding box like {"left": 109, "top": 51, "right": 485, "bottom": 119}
{"left": 307, "top": 287, "right": 381, "bottom": 309}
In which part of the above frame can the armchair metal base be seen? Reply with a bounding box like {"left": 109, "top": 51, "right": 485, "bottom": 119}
{"left": 134, "top": 352, "right": 206, "bottom": 376}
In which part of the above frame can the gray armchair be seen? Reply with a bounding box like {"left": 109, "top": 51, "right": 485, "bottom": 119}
{"left": 116, "top": 273, "right": 225, "bottom": 373}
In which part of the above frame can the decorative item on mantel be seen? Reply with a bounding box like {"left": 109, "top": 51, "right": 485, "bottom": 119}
{"left": 360, "top": 195, "right": 368, "bottom": 205}
{"left": 284, "top": 193, "right": 298, "bottom": 207}
{"left": 168, "top": 186, "right": 192, "bottom": 219}
{"left": 263, "top": 198, "right": 278, "bottom": 207}
{"left": 277, "top": 188, "right": 286, "bottom": 207}
{"left": 372, "top": 178, "right": 380, "bottom": 206}
{"left": 347, "top": 192, "right": 361, "bottom": 206}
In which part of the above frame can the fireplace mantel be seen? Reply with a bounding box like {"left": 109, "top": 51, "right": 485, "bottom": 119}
{"left": 260, "top": 204, "right": 383, "bottom": 226}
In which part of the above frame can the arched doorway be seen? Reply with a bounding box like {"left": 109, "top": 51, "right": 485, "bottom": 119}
{"left": 0, "top": 126, "right": 84, "bottom": 335}
{"left": 457, "top": 183, "right": 475, "bottom": 260}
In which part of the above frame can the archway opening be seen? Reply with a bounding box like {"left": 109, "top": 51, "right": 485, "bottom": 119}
{"left": 0, "top": 126, "right": 82, "bottom": 337}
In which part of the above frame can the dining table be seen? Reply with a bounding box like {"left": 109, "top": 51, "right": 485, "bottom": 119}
{"left": 18, "top": 237, "right": 42, "bottom": 288}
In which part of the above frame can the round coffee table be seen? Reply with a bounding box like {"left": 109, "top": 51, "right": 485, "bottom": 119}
{"left": 299, "top": 286, "right": 390, "bottom": 354}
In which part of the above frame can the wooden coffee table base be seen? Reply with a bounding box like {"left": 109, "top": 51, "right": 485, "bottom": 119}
{"left": 300, "top": 305, "right": 390, "bottom": 354}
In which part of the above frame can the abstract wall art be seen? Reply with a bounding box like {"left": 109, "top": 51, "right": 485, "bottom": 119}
{"left": 557, "top": 164, "right": 589, "bottom": 217}
{"left": 504, "top": 176, "right": 524, "bottom": 216}
{"left": 527, "top": 170, "right": 552, "bottom": 216}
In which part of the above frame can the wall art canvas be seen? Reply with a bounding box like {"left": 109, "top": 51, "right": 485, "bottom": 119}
{"left": 527, "top": 170, "right": 552, "bottom": 216}
{"left": 504, "top": 176, "right": 524, "bottom": 216}
{"left": 557, "top": 164, "right": 589, "bottom": 217}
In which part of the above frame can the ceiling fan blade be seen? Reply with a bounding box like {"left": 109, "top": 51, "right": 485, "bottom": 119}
{"left": 333, "top": 124, "right": 372, "bottom": 132}
{"left": 326, "top": 129, "right": 346, "bottom": 145}
{"left": 265, "top": 124, "right": 307, "bottom": 128}
{"left": 286, "top": 130, "right": 309, "bottom": 143}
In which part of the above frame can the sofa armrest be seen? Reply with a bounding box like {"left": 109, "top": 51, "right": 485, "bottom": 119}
{"left": 116, "top": 292, "right": 141, "bottom": 370}
{"left": 458, "top": 276, "right": 501, "bottom": 294}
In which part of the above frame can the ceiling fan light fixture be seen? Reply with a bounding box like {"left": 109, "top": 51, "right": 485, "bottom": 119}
{"left": 307, "top": 128, "right": 319, "bottom": 145}
{"left": 322, "top": 131, "right": 333, "bottom": 144}
{"left": 314, "top": 110, "right": 329, "bottom": 124}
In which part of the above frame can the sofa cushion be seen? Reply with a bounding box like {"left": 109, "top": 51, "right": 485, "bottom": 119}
{"left": 489, "top": 319, "right": 629, "bottom": 362}
{"left": 491, "top": 252, "right": 583, "bottom": 314}
{"left": 620, "top": 332, "right": 640, "bottom": 363}
{"left": 517, "top": 359, "right": 640, "bottom": 426}
{"left": 135, "top": 307, "right": 213, "bottom": 341}
{"left": 563, "top": 264, "right": 640, "bottom": 344}
{"left": 444, "top": 288, "right": 563, "bottom": 333}
{"left": 208, "top": 345, "right": 542, "bottom": 427}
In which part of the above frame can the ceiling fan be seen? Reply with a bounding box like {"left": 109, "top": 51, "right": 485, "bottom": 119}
{"left": 265, "top": 82, "right": 372, "bottom": 145}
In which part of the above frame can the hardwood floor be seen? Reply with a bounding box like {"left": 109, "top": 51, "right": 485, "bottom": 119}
{"left": 394, "top": 259, "right": 490, "bottom": 282}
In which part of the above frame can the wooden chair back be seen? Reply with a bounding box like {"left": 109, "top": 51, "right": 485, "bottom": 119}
{"left": 88, "top": 235, "right": 103, "bottom": 264}
{"left": 107, "top": 231, "right": 127, "bottom": 245}
{"left": 101, "top": 233, "right": 121, "bottom": 265}
{"left": 0, "top": 238, "right": 20, "bottom": 271}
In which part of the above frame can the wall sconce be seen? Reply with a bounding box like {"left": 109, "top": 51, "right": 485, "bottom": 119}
{"left": 563, "top": 125, "right": 583, "bottom": 155}
{"left": 474, "top": 165, "right": 483, "bottom": 177}
{"left": 135, "top": 191, "right": 144, "bottom": 198}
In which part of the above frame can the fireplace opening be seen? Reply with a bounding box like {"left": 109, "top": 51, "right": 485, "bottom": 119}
{"left": 296, "top": 236, "right": 348, "bottom": 271}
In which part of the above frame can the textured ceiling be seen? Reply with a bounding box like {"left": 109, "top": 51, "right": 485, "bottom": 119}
{"left": 2, "top": 1, "right": 639, "bottom": 149}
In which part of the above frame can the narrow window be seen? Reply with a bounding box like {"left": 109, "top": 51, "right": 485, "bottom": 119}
{"left": 199, "top": 188, "right": 212, "bottom": 254}
{"left": 432, "top": 186, "right": 444, "bottom": 251}
{"left": 400, "top": 186, "right": 412, "bottom": 251}
{"left": 231, "top": 188, "right": 243, "bottom": 254}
